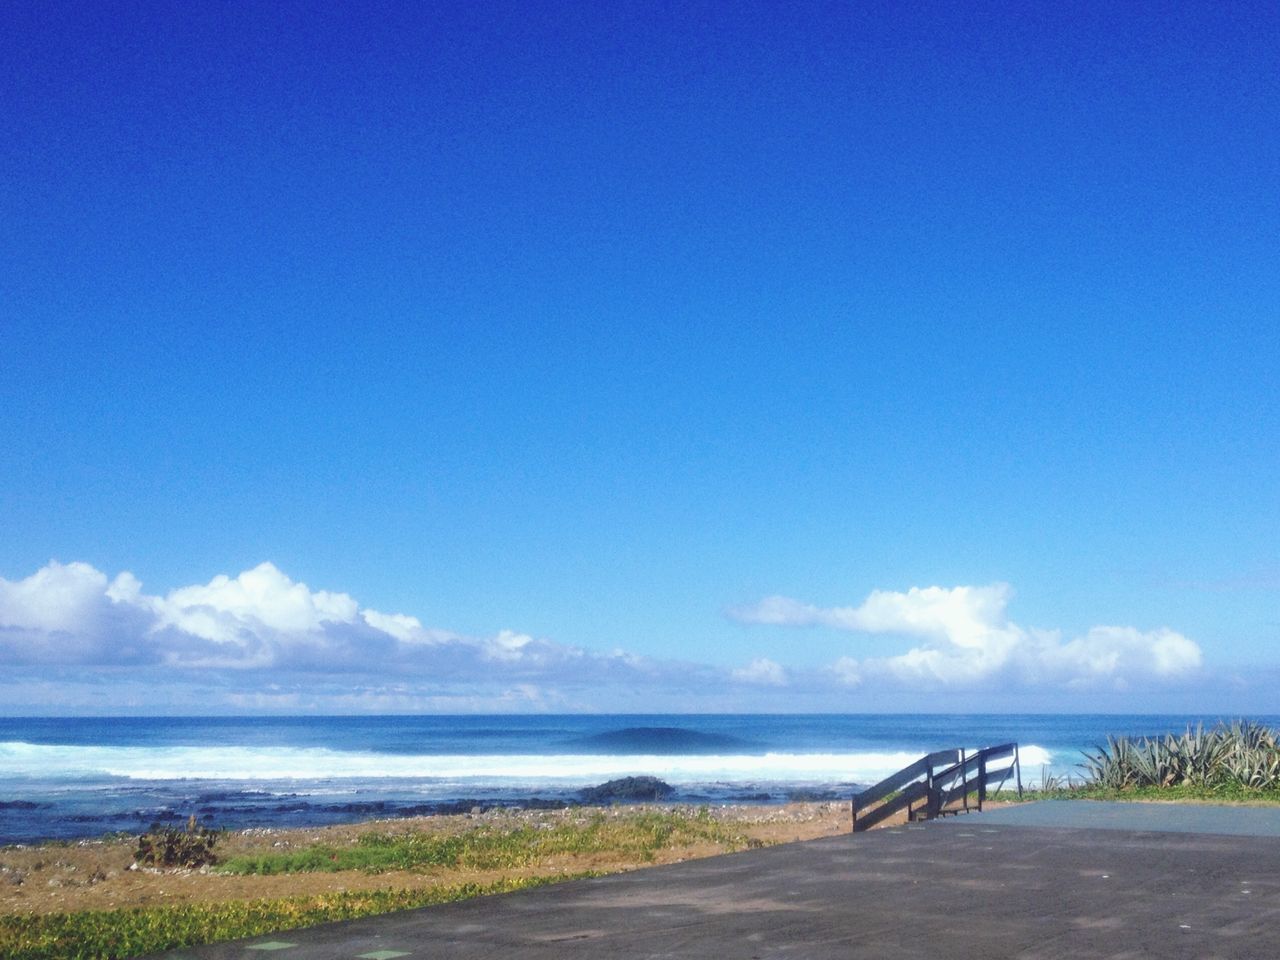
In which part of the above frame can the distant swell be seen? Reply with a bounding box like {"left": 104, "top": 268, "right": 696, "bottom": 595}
{"left": 562, "top": 726, "right": 756, "bottom": 754}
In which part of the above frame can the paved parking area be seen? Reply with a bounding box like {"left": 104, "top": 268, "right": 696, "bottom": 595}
{"left": 148, "top": 802, "right": 1280, "bottom": 960}
{"left": 975, "top": 798, "right": 1280, "bottom": 835}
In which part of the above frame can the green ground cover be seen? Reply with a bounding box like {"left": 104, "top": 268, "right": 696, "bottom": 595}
{"left": 219, "top": 808, "right": 759, "bottom": 876}
{"left": 0, "top": 808, "right": 763, "bottom": 960}
{"left": 0, "top": 875, "right": 580, "bottom": 960}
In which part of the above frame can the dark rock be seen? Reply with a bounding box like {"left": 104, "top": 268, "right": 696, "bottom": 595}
{"left": 578, "top": 776, "right": 675, "bottom": 804}
{"left": 786, "top": 789, "right": 839, "bottom": 802}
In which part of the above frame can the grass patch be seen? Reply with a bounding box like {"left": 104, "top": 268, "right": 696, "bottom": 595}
{"left": 0, "top": 874, "right": 587, "bottom": 960}
{"left": 1023, "top": 782, "right": 1280, "bottom": 804}
{"left": 219, "top": 809, "right": 761, "bottom": 876}
{"left": 1, "top": 809, "right": 770, "bottom": 959}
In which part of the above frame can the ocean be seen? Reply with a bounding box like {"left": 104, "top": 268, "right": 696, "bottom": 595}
{"left": 0, "top": 713, "right": 1269, "bottom": 844}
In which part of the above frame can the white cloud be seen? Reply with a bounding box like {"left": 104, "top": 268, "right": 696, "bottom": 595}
{"left": 0, "top": 560, "right": 111, "bottom": 634}
{"left": 729, "top": 595, "right": 825, "bottom": 627}
{"left": 732, "top": 657, "right": 788, "bottom": 686}
{"left": 0, "top": 561, "right": 1210, "bottom": 710}
{"left": 0, "top": 561, "right": 717, "bottom": 707}
{"left": 360, "top": 609, "right": 429, "bottom": 643}
{"left": 733, "top": 583, "right": 1202, "bottom": 689}
{"left": 0, "top": 561, "right": 575, "bottom": 674}
{"left": 1041, "top": 625, "right": 1202, "bottom": 681}
{"left": 0, "top": 561, "right": 155, "bottom": 664}
{"left": 484, "top": 629, "right": 535, "bottom": 661}
{"left": 830, "top": 656, "right": 861, "bottom": 686}
{"left": 156, "top": 562, "right": 360, "bottom": 643}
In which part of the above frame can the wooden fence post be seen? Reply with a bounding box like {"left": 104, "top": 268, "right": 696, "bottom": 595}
{"left": 978, "top": 750, "right": 988, "bottom": 810}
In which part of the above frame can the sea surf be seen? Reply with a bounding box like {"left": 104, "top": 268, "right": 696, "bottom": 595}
{"left": 0, "top": 713, "right": 1264, "bottom": 844}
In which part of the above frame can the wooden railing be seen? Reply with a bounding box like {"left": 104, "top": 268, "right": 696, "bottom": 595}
{"left": 851, "top": 743, "right": 1022, "bottom": 832}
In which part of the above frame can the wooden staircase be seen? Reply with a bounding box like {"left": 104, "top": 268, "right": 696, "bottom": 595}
{"left": 851, "top": 743, "right": 1022, "bottom": 832}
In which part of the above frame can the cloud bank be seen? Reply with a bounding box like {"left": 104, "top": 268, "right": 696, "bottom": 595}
{"left": 0, "top": 561, "right": 682, "bottom": 686}
{"left": 0, "top": 562, "right": 1210, "bottom": 712}
{"left": 730, "top": 583, "right": 1202, "bottom": 690}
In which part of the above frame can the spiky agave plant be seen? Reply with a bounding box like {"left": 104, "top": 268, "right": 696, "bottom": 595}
{"left": 1080, "top": 734, "right": 1140, "bottom": 789}
{"left": 1228, "top": 719, "right": 1277, "bottom": 752}
{"left": 1179, "top": 723, "right": 1233, "bottom": 788}
{"left": 1223, "top": 745, "right": 1280, "bottom": 790}
{"left": 1081, "top": 721, "right": 1280, "bottom": 792}
{"left": 1130, "top": 734, "right": 1178, "bottom": 788}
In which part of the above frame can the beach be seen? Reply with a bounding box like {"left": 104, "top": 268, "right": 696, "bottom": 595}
{"left": 0, "top": 801, "right": 849, "bottom": 917}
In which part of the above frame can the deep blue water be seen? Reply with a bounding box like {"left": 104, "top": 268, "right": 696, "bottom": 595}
{"left": 0, "top": 713, "right": 1271, "bottom": 844}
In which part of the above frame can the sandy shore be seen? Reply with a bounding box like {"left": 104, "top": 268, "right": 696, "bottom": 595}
{"left": 0, "top": 802, "right": 853, "bottom": 916}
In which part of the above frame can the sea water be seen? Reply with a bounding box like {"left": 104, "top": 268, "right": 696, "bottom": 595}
{"left": 0, "top": 713, "right": 1268, "bottom": 843}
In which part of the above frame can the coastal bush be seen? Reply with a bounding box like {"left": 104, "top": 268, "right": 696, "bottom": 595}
{"left": 0, "top": 875, "right": 581, "bottom": 960}
{"left": 1033, "top": 766, "right": 1080, "bottom": 793}
{"left": 132, "top": 816, "right": 220, "bottom": 869}
{"left": 1080, "top": 720, "right": 1280, "bottom": 793}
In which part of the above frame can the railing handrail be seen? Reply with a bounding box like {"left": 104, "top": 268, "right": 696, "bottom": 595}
{"left": 854, "top": 748, "right": 961, "bottom": 809}
{"left": 849, "top": 780, "right": 930, "bottom": 833}
{"left": 852, "top": 742, "right": 1022, "bottom": 832}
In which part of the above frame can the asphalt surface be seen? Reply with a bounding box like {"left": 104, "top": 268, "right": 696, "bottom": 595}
{"left": 975, "top": 798, "right": 1280, "bottom": 836}
{"left": 148, "top": 802, "right": 1280, "bottom": 960}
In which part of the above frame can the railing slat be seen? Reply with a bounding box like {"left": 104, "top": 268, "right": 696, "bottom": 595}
{"left": 852, "top": 780, "right": 929, "bottom": 832}
{"left": 853, "top": 755, "right": 929, "bottom": 809}
{"left": 852, "top": 742, "right": 1019, "bottom": 831}
{"left": 932, "top": 751, "right": 982, "bottom": 788}
{"left": 854, "top": 749, "right": 958, "bottom": 809}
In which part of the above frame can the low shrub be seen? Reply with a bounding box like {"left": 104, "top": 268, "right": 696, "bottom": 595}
{"left": 133, "top": 816, "right": 220, "bottom": 869}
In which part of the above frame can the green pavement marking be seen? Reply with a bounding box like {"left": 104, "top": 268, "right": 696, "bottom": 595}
{"left": 246, "top": 942, "right": 298, "bottom": 951}
{"left": 357, "top": 951, "right": 412, "bottom": 959}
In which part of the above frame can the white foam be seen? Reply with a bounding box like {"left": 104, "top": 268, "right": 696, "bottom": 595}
{"left": 0, "top": 740, "right": 1054, "bottom": 785}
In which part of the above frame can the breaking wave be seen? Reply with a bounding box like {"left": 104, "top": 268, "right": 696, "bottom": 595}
{"left": 0, "top": 740, "right": 1050, "bottom": 785}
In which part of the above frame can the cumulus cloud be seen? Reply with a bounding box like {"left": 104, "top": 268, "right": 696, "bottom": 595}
{"left": 157, "top": 563, "right": 360, "bottom": 643}
{"left": 1041, "top": 626, "right": 1202, "bottom": 685}
{"left": 829, "top": 656, "right": 862, "bottom": 686}
{"left": 732, "top": 583, "right": 1202, "bottom": 689}
{"left": 360, "top": 610, "right": 429, "bottom": 643}
{"left": 0, "top": 561, "right": 656, "bottom": 688}
{"left": 0, "top": 560, "right": 111, "bottom": 633}
{"left": 731, "top": 657, "right": 788, "bottom": 686}
{"left": 0, "top": 562, "right": 1210, "bottom": 710}
{"left": 0, "top": 561, "right": 157, "bottom": 665}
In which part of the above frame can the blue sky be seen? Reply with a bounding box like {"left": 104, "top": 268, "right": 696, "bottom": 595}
{"left": 1, "top": 1, "right": 1276, "bottom": 714}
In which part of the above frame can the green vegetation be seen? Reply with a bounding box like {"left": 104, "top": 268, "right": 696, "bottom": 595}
{"left": 0, "top": 809, "right": 768, "bottom": 960}
{"left": 0, "top": 875, "right": 581, "bottom": 960}
{"left": 133, "top": 816, "right": 221, "bottom": 868}
{"left": 1037, "top": 781, "right": 1280, "bottom": 803}
{"left": 1025, "top": 720, "right": 1280, "bottom": 800}
{"left": 1081, "top": 720, "right": 1280, "bottom": 792}
{"left": 220, "top": 808, "right": 761, "bottom": 876}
